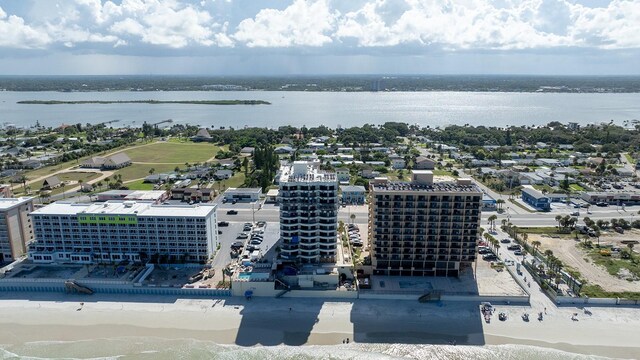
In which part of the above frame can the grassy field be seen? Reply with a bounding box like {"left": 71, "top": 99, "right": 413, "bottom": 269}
{"left": 625, "top": 153, "right": 635, "bottom": 164}
{"left": 581, "top": 284, "right": 640, "bottom": 300}
{"left": 125, "top": 179, "right": 155, "bottom": 190}
{"left": 518, "top": 226, "right": 571, "bottom": 235}
{"left": 587, "top": 249, "right": 640, "bottom": 279}
{"left": 569, "top": 184, "right": 585, "bottom": 191}
{"left": 112, "top": 163, "right": 178, "bottom": 183}
{"left": 35, "top": 172, "right": 100, "bottom": 189}
{"left": 112, "top": 142, "right": 222, "bottom": 164}
{"left": 220, "top": 172, "right": 246, "bottom": 189}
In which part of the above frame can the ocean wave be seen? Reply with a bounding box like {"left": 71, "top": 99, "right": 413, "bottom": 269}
{"left": 0, "top": 339, "right": 620, "bottom": 360}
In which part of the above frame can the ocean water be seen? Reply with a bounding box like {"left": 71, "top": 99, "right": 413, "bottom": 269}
{"left": 1, "top": 91, "right": 640, "bottom": 129}
{"left": 0, "top": 339, "right": 618, "bottom": 360}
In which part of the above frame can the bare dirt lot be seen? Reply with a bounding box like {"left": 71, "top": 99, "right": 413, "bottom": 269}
{"left": 530, "top": 231, "right": 640, "bottom": 292}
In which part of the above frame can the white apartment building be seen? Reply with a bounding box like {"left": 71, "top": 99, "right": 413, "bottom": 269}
{"left": 0, "top": 197, "right": 35, "bottom": 263}
{"left": 278, "top": 161, "right": 339, "bottom": 264}
{"left": 369, "top": 171, "right": 482, "bottom": 277}
{"left": 29, "top": 201, "right": 217, "bottom": 264}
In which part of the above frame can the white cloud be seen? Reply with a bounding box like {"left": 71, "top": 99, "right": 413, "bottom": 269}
{"left": 233, "top": 0, "right": 338, "bottom": 47}
{"left": 0, "top": 0, "right": 639, "bottom": 53}
{"left": 0, "top": 6, "right": 51, "bottom": 49}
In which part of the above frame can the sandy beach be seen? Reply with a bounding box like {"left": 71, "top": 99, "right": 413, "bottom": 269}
{"left": 0, "top": 293, "right": 639, "bottom": 359}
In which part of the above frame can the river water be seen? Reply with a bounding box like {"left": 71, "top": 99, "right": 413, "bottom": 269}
{"left": 1, "top": 91, "right": 639, "bottom": 129}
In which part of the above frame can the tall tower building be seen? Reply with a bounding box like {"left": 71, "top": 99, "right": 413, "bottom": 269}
{"left": 278, "top": 161, "right": 338, "bottom": 264}
{"left": 369, "top": 171, "right": 482, "bottom": 277}
{"left": 0, "top": 197, "right": 35, "bottom": 263}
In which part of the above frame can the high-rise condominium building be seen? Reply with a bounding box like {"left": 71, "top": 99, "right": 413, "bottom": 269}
{"left": 278, "top": 161, "right": 338, "bottom": 264}
{"left": 0, "top": 197, "right": 34, "bottom": 263}
{"left": 369, "top": 171, "right": 482, "bottom": 277}
{"left": 29, "top": 201, "right": 217, "bottom": 264}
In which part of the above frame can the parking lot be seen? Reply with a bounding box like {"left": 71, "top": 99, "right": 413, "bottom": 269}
{"left": 211, "top": 221, "right": 280, "bottom": 282}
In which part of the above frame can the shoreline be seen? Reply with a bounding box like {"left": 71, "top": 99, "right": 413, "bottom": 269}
{"left": 0, "top": 295, "right": 638, "bottom": 359}
{"left": 16, "top": 100, "right": 271, "bottom": 105}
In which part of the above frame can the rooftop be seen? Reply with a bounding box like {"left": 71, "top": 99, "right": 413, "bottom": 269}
{"left": 279, "top": 161, "right": 337, "bottom": 183}
{"left": 31, "top": 200, "right": 216, "bottom": 217}
{"left": 371, "top": 181, "right": 481, "bottom": 194}
{"left": 0, "top": 197, "right": 33, "bottom": 210}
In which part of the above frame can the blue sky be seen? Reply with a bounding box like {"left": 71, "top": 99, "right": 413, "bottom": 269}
{"left": 0, "top": 0, "right": 638, "bottom": 75}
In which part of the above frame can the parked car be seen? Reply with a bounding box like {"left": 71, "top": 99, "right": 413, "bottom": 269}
{"left": 500, "top": 238, "right": 511, "bottom": 244}
{"left": 218, "top": 221, "right": 229, "bottom": 227}
{"left": 596, "top": 202, "right": 609, "bottom": 207}
{"left": 250, "top": 239, "right": 262, "bottom": 245}
{"left": 482, "top": 254, "right": 498, "bottom": 261}
{"left": 507, "top": 244, "right": 521, "bottom": 251}
{"left": 478, "top": 248, "right": 491, "bottom": 254}
{"left": 237, "top": 233, "right": 248, "bottom": 239}
{"left": 226, "top": 210, "right": 238, "bottom": 215}
{"left": 513, "top": 250, "right": 523, "bottom": 256}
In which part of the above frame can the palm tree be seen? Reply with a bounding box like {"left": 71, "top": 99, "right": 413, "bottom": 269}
{"left": 350, "top": 213, "right": 356, "bottom": 224}
{"left": 522, "top": 233, "right": 529, "bottom": 248}
{"left": 496, "top": 199, "right": 505, "bottom": 211}
{"left": 531, "top": 240, "right": 541, "bottom": 256}
{"left": 555, "top": 215, "right": 562, "bottom": 229}
{"left": 149, "top": 168, "right": 155, "bottom": 175}
{"left": 487, "top": 214, "right": 498, "bottom": 231}
{"left": 19, "top": 175, "right": 28, "bottom": 193}
{"left": 627, "top": 243, "right": 635, "bottom": 259}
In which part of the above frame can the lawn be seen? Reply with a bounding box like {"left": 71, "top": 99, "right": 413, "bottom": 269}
{"left": 518, "top": 226, "right": 570, "bottom": 235}
{"left": 625, "top": 153, "right": 635, "bottom": 164}
{"left": 112, "top": 142, "right": 223, "bottom": 164}
{"left": 125, "top": 179, "right": 155, "bottom": 190}
{"left": 111, "top": 163, "right": 178, "bottom": 182}
{"left": 220, "top": 172, "right": 246, "bottom": 189}
{"left": 36, "top": 171, "right": 100, "bottom": 190}
{"left": 569, "top": 184, "right": 585, "bottom": 191}
{"left": 580, "top": 284, "right": 640, "bottom": 300}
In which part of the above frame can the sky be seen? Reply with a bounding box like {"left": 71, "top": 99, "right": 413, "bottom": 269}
{"left": 0, "top": 0, "right": 639, "bottom": 75}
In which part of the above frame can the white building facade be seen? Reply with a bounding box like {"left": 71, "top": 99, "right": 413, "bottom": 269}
{"left": 29, "top": 201, "right": 217, "bottom": 264}
{"left": 278, "top": 162, "right": 339, "bottom": 264}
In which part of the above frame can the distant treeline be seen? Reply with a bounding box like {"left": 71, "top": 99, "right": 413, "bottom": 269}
{"left": 17, "top": 100, "right": 270, "bottom": 105}
{"left": 2, "top": 75, "right": 640, "bottom": 92}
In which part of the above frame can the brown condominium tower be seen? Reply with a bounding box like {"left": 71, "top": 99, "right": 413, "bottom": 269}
{"left": 369, "top": 170, "right": 482, "bottom": 277}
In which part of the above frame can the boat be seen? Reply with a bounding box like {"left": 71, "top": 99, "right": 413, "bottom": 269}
{"left": 498, "top": 312, "right": 507, "bottom": 321}
{"left": 522, "top": 313, "right": 529, "bottom": 322}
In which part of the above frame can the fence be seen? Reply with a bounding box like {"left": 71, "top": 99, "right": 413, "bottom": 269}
{"left": 0, "top": 280, "right": 231, "bottom": 297}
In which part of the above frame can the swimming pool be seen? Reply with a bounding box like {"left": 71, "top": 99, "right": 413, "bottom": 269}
{"left": 238, "top": 272, "right": 252, "bottom": 280}
{"left": 399, "top": 281, "right": 433, "bottom": 290}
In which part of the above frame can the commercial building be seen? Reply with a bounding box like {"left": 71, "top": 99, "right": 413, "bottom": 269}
{"left": 0, "top": 197, "right": 35, "bottom": 263}
{"left": 81, "top": 153, "right": 132, "bottom": 170}
{"left": 223, "top": 188, "right": 262, "bottom": 202}
{"left": 369, "top": 171, "right": 482, "bottom": 277}
{"left": 28, "top": 201, "right": 217, "bottom": 264}
{"left": 278, "top": 161, "right": 339, "bottom": 264}
{"left": 340, "top": 185, "right": 366, "bottom": 205}
{"left": 581, "top": 192, "right": 640, "bottom": 205}
{"left": 521, "top": 187, "right": 551, "bottom": 211}
{"left": 97, "top": 190, "right": 169, "bottom": 203}
{"left": 482, "top": 194, "right": 497, "bottom": 211}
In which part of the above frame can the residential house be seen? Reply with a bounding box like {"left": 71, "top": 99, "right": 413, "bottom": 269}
{"left": 519, "top": 172, "right": 544, "bottom": 185}
{"left": 390, "top": 155, "right": 406, "bottom": 170}
{"left": 275, "top": 145, "right": 294, "bottom": 154}
{"left": 214, "top": 169, "right": 233, "bottom": 180}
{"left": 335, "top": 168, "right": 350, "bottom": 184}
{"left": 240, "top": 147, "right": 255, "bottom": 155}
{"left": 340, "top": 185, "right": 366, "bottom": 205}
{"left": 414, "top": 156, "right": 435, "bottom": 170}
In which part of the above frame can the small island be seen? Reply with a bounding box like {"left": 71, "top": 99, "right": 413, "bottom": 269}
{"left": 17, "top": 99, "right": 271, "bottom": 105}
